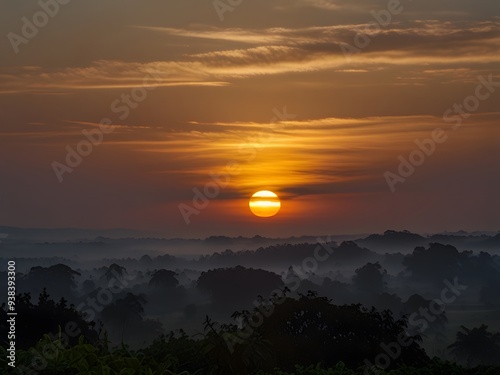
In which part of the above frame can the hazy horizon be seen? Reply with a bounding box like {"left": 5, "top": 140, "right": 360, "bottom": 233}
{"left": 1, "top": 1, "right": 499, "bottom": 238}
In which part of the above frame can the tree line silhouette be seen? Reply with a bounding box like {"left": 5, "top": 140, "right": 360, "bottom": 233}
{"left": 1, "top": 241, "right": 500, "bottom": 373}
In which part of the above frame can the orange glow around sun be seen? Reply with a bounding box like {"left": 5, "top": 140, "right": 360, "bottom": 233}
{"left": 249, "top": 190, "right": 281, "bottom": 218}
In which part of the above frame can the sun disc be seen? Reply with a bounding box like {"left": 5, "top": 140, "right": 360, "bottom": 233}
{"left": 249, "top": 190, "right": 281, "bottom": 217}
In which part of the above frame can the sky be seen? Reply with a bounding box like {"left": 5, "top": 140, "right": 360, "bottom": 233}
{"left": 0, "top": 0, "right": 499, "bottom": 238}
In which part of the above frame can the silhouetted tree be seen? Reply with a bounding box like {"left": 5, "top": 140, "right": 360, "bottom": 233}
{"left": 81, "top": 279, "right": 96, "bottom": 294}
{"left": 227, "top": 294, "right": 428, "bottom": 371}
{"left": 140, "top": 330, "right": 208, "bottom": 374}
{"left": 149, "top": 269, "right": 179, "bottom": 288}
{"left": 326, "top": 241, "right": 377, "bottom": 266}
{"left": 197, "top": 266, "right": 283, "bottom": 311}
{"left": 21, "top": 264, "right": 81, "bottom": 301}
{"left": 448, "top": 325, "right": 500, "bottom": 367}
{"left": 101, "top": 292, "right": 146, "bottom": 327}
{"left": 100, "top": 292, "right": 163, "bottom": 346}
{"left": 479, "top": 275, "right": 500, "bottom": 307}
{"left": 352, "top": 262, "right": 387, "bottom": 294}
{"left": 402, "top": 244, "right": 472, "bottom": 285}
{"left": 140, "top": 254, "right": 153, "bottom": 266}
{"left": 0, "top": 290, "right": 98, "bottom": 350}
{"left": 101, "top": 263, "right": 127, "bottom": 282}
{"left": 374, "top": 293, "right": 403, "bottom": 316}
{"left": 403, "top": 294, "right": 448, "bottom": 336}
{"left": 318, "top": 278, "right": 353, "bottom": 305}
{"left": 202, "top": 316, "right": 275, "bottom": 375}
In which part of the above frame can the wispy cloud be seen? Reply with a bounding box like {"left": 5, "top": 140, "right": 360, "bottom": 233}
{"left": 1, "top": 20, "right": 498, "bottom": 94}
{"left": 101, "top": 113, "right": 499, "bottom": 198}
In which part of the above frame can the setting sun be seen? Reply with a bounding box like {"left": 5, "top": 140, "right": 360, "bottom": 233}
{"left": 249, "top": 190, "right": 281, "bottom": 218}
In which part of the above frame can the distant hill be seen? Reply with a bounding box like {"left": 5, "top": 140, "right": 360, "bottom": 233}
{"left": 355, "top": 230, "right": 427, "bottom": 253}
{"left": 0, "top": 226, "right": 154, "bottom": 242}
{"left": 0, "top": 227, "right": 498, "bottom": 259}
{"left": 355, "top": 230, "right": 500, "bottom": 253}
{"left": 481, "top": 233, "right": 500, "bottom": 250}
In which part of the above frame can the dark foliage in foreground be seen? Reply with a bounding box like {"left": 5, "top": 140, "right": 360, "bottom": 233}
{"left": 1, "top": 339, "right": 499, "bottom": 375}
{"left": 0, "top": 289, "right": 98, "bottom": 350}
{"left": 1, "top": 292, "right": 500, "bottom": 374}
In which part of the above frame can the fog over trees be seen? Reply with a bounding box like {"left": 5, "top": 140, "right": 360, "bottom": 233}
{"left": 1, "top": 229, "right": 500, "bottom": 373}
